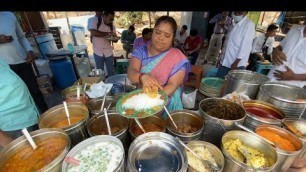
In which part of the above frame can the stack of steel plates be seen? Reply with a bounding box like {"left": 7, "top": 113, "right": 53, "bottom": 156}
{"left": 199, "top": 77, "right": 224, "bottom": 98}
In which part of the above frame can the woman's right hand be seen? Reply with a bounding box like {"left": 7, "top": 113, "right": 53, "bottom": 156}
{"left": 140, "top": 74, "right": 163, "bottom": 93}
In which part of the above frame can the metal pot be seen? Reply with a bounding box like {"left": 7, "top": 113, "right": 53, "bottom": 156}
{"left": 62, "top": 135, "right": 125, "bottom": 172}
{"left": 186, "top": 141, "right": 225, "bottom": 172}
{"left": 221, "top": 130, "right": 278, "bottom": 171}
{"left": 221, "top": 70, "right": 269, "bottom": 99}
{"left": 86, "top": 113, "right": 129, "bottom": 153}
{"left": 242, "top": 100, "right": 286, "bottom": 131}
{"left": 165, "top": 110, "right": 204, "bottom": 143}
{"left": 127, "top": 132, "right": 188, "bottom": 172}
{"left": 257, "top": 81, "right": 306, "bottom": 118}
{"left": 39, "top": 102, "right": 89, "bottom": 148}
{"left": 129, "top": 115, "right": 166, "bottom": 141}
{"left": 282, "top": 118, "right": 306, "bottom": 168}
{"left": 255, "top": 124, "right": 303, "bottom": 171}
{"left": 87, "top": 96, "right": 118, "bottom": 117}
{"left": 105, "top": 74, "right": 137, "bottom": 95}
{"left": 199, "top": 98, "right": 246, "bottom": 131}
{"left": 0, "top": 128, "right": 70, "bottom": 172}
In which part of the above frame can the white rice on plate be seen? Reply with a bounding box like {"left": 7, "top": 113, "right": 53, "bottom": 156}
{"left": 122, "top": 93, "right": 164, "bottom": 111}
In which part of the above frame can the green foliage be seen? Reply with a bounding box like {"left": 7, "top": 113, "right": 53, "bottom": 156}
{"left": 116, "top": 12, "right": 144, "bottom": 28}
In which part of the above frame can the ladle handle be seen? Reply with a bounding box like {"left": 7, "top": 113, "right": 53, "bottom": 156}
{"left": 135, "top": 119, "right": 146, "bottom": 133}
{"left": 22, "top": 128, "right": 37, "bottom": 149}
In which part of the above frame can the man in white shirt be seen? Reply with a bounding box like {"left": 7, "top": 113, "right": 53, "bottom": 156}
{"left": 247, "top": 24, "right": 278, "bottom": 71}
{"left": 174, "top": 25, "right": 188, "bottom": 48}
{"left": 216, "top": 11, "right": 255, "bottom": 79}
{"left": 269, "top": 25, "right": 306, "bottom": 88}
{"left": 0, "top": 11, "right": 48, "bottom": 113}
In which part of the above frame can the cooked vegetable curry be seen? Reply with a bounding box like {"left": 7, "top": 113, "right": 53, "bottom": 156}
{"left": 50, "top": 116, "right": 84, "bottom": 128}
{"left": 3, "top": 137, "right": 67, "bottom": 172}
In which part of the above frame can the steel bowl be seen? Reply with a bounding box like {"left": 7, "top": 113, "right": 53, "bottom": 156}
{"left": 87, "top": 96, "right": 118, "bottom": 117}
{"left": 221, "top": 130, "right": 278, "bottom": 171}
{"left": 127, "top": 132, "right": 188, "bottom": 172}
{"left": 257, "top": 81, "right": 306, "bottom": 118}
{"left": 105, "top": 74, "right": 137, "bottom": 94}
{"left": 129, "top": 115, "right": 166, "bottom": 141}
{"left": 86, "top": 113, "right": 129, "bottom": 153}
{"left": 186, "top": 141, "right": 225, "bottom": 172}
{"left": 165, "top": 110, "right": 204, "bottom": 143}
{"left": 255, "top": 124, "right": 303, "bottom": 171}
{"left": 0, "top": 128, "right": 70, "bottom": 172}
{"left": 221, "top": 70, "right": 269, "bottom": 99}
{"left": 242, "top": 100, "right": 286, "bottom": 131}
{"left": 199, "top": 98, "right": 246, "bottom": 130}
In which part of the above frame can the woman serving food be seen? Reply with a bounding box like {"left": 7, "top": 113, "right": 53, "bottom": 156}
{"left": 127, "top": 16, "right": 191, "bottom": 118}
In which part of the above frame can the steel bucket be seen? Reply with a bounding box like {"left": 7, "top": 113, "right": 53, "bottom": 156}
{"left": 221, "top": 70, "right": 269, "bottom": 99}
{"left": 257, "top": 81, "right": 306, "bottom": 118}
{"left": 38, "top": 102, "right": 89, "bottom": 148}
{"left": 165, "top": 110, "right": 204, "bottom": 143}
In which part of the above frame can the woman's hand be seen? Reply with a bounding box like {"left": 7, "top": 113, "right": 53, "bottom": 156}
{"left": 140, "top": 74, "right": 163, "bottom": 93}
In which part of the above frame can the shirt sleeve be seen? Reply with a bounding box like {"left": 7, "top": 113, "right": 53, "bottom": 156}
{"left": 131, "top": 46, "right": 145, "bottom": 61}
{"left": 14, "top": 15, "right": 32, "bottom": 52}
{"left": 88, "top": 17, "right": 97, "bottom": 30}
{"left": 280, "top": 27, "right": 296, "bottom": 48}
{"left": 251, "top": 36, "right": 259, "bottom": 53}
{"left": 236, "top": 22, "right": 255, "bottom": 60}
{"left": 267, "top": 37, "right": 275, "bottom": 55}
{"left": 209, "top": 14, "right": 220, "bottom": 24}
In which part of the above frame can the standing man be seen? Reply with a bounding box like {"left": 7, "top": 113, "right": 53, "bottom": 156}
{"left": 204, "top": 11, "right": 232, "bottom": 65}
{"left": 269, "top": 24, "right": 306, "bottom": 88}
{"left": 246, "top": 24, "right": 278, "bottom": 71}
{"left": 121, "top": 25, "right": 136, "bottom": 58}
{"left": 0, "top": 11, "right": 48, "bottom": 113}
{"left": 174, "top": 25, "right": 188, "bottom": 48}
{"left": 216, "top": 11, "right": 255, "bottom": 78}
{"left": 88, "top": 11, "right": 118, "bottom": 77}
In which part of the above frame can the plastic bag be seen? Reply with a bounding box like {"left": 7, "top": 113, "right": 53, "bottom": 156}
{"left": 182, "top": 89, "right": 198, "bottom": 109}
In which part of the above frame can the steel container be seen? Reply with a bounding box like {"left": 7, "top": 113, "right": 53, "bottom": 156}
{"left": 221, "top": 70, "right": 269, "bottom": 99}
{"left": 221, "top": 130, "right": 278, "bottom": 171}
{"left": 257, "top": 81, "right": 306, "bottom": 118}
{"left": 165, "top": 110, "right": 204, "bottom": 143}
{"left": 87, "top": 96, "right": 118, "bottom": 117}
{"left": 242, "top": 100, "right": 286, "bottom": 131}
{"left": 0, "top": 128, "right": 70, "bottom": 172}
{"left": 86, "top": 113, "right": 129, "bottom": 153}
{"left": 255, "top": 124, "right": 303, "bottom": 171}
{"left": 39, "top": 102, "right": 89, "bottom": 148}
{"left": 127, "top": 132, "right": 188, "bottom": 172}
{"left": 62, "top": 135, "right": 125, "bottom": 172}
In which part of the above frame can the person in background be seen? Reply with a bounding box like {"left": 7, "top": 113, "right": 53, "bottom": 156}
{"left": 182, "top": 28, "right": 202, "bottom": 65}
{"left": 88, "top": 11, "right": 118, "bottom": 77}
{"left": 0, "top": 11, "right": 48, "bottom": 113}
{"left": 174, "top": 25, "right": 188, "bottom": 48}
{"left": 204, "top": 11, "right": 232, "bottom": 65}
{"left": 0, "top": 58, "right": 39, "bottom": 140}
{"left": 121, "top": 25, "right": 136, "bottom": 58}
{"left": 268, "top": 24, "right": 306, "bottom": 88}
{"left": 216, "top": 11, "right": 255, "bottom": 78}
{"left": 133, "top": 28, "right": 153, "bottom": 50}
{"left": 127, "top": 16, "right": 191, "bottom": 117}
{"left": 246, "top": 24, "right": 279, "bottom": 71}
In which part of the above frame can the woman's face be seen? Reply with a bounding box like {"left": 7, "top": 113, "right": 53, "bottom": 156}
{"left": 151, "top": 22, "right": 174, "bottom": 52}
